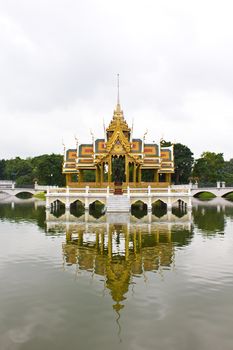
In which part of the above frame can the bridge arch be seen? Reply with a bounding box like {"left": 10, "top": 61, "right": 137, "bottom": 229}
{"left": 70, "top": 200, "right": 85, "bottom": 218}
{"left": 89, "top": 199, "right": 106, "bottom": 207}
{"left": 89, "top": 200, "right": 106, "bottom": 219}
{"left": 193, "top": 191, "right": 216, "bottom": 199}
{"left": 131, "top": 200, "right": 148, "bottom": 219}
{"left": 50, "top": 197, "right": 66, "bottom": 207}
{"left": 130, "top": 199, "right": 148, "bottom": 208}
{"left": 131, "top": 199, "right": 147, "bottom": 209}
{"left": 222, "top": 190, "right": 233, "bottom": 196}
{"left": 171, "top": 199, "right": 187, "bottom": 218}
{"left": 69, "top": 197, "right": 85, "bottom": 206}
{"left": 171, "top": 198, "right": 186, "bottom": 207}
{"left": 152, "top": 198, "right": 167, "bottom": 206}
{"left": 222, "top": 191, "right": 233, "bottom": 200}
{"left": 15, "top": 192, "right": 34, "bottom": 199}
{"left": 152, "top": 199, "right": 167, "bottom": 218}
{"left": 50, "top": 199, "right": 66, "bottom": 218}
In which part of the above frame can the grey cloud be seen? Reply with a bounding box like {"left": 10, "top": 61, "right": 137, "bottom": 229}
{"left": 0, "top": 0, "right": 233, "bottom": 159}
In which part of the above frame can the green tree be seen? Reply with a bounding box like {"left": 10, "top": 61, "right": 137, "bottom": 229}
{"left": 173, "top": 143, "right": 194, "bottom": 184}
{"left": 1, "top": 154, "right": 65, "bottom": 186}
{"left": 32, "top": 154, "right": 65, "bottom": 186}
{"left": 0, "top": 159, "right": 6, "bottom": 179}
{"left": 223, "top": 159, "right": 233, "bottom": 185}
{"left": 4, "top": 157, "right": 34, "bottom": 184}
{"left": 192, "top": 152, "right": 225, "bottom": 185}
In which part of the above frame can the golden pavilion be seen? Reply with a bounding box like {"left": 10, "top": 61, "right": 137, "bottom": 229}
{"left": 63, "top": 84, "right": 174, "bottom": 187}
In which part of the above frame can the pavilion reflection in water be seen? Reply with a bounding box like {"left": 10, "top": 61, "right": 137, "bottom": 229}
{"left": 46, "top": 211, "right": 193, "bottom": 312}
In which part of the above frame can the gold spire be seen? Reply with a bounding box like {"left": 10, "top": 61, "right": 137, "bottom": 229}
{"left": 106, "top": 75, "right": 131, "bottom": 134}
{"left": 116, "top": 73, "right": 121, "bottom": 113}
{"left": 117, "top": 74, "right": 120, "bottom": 104}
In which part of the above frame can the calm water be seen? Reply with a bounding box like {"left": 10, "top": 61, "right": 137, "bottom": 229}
{"left": 0, "top": 198, "right": 233, "bottom": 350}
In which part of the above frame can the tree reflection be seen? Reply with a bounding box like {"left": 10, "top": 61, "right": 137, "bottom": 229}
{"left": 0, "top": 202, "right": 46, "bottom": 229}
{"left": 192, "top": 206, "right": 225, "bottom": 234}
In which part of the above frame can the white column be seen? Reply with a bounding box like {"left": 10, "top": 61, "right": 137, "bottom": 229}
{"left": 148, "top": 198, "right": 152, "bottom": 212}
{"left": 188, "top": 194, "right": 192, "bottom": 210}
{"left": 65, "top": 208, "right": 70, "bottom": 221}
{"left": 148, "top": 211, "right": 152, "bottom": 224}
{"left": 85, "top": 185, "right": 89, "bottom": 210}
{"left": 45, "top": 192, "right": 50, "bottom": 209}
{"left": 187, "top": 208, "right": 192, "bottom": 221}
{"left": 167, "top": 207, "right": 172, "bottom": 221}
{"left": 167, "top": 196, "right": 172, "bottom": 210}
{"left": 148, "top": 185, "right": 152, "bottom": 211}
{"left": 46, "top": 208, "right": 50, "bottom": 221}
{"left": 65, "top": 186, "right": 70, "bottom": 209}
{"left": 85, "top": 197, "right": 89, "bottom": 210}
{"left": 127, "top": 186, "right": 130, "bottom": 198}
{"left": 148, "top": 185, "right": 151, "bottom": 195}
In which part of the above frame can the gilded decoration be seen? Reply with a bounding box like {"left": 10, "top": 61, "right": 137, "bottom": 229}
{"left": 63, "top": 84, "right": 174, "bottom": 187}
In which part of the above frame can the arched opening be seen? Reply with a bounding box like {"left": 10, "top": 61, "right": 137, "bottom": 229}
{"left": 70, "top": 200, "right": 85, "bottom": 218}
{"left": 111, "top": 155, "right": 125, "bottom": 183}
{"left": 222, "top": 191, "right": 233, "bottom": 202}
{"left": 51, "top": 200, "right": 65, "bottom": 218}
{"left": 152, "top": 200, "right": 167, "bottom": 218}
{"left": 131, "top": 200, "right": 147, "bottom": 218}
{"left": 15, "top": 192, "right": 33, "bottom": 199}
{"left": 128, "top": 162, "right": 134, "bottom": 182}
{"left": 159, "top": 173, "right": 166, "bottom": 182}
{"left": 194, "top": 191, "right": 216, "bottom": 200}
{"left": 83, "top": 170, "right": 96, "bottom": 182}
{"left": 141, "top": 169, "right": 154, "bottom": 182}
{"left": 89, "top": 200, "right": 105, "bottom": 219}
{"left": 172, "top": 199, "right": 187, "bottom": 218}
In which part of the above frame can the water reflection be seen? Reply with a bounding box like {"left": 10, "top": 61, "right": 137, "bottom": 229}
{"left": 1, "top": 198, "right": 233, "bottom": 349}
{"left": 0, "top": 200, "right": 46, "bottom": 229}
{"left": 46, "top": 215, "right": 194, "bottom": 313}
{"left": 1, "top": 197, "right": 233, "bottom": 236}
{"left": 131, "top": 201, "right": 188, "bottom": 219}
{"left": 192, "top": 197, "right": 233, "bottom": 234}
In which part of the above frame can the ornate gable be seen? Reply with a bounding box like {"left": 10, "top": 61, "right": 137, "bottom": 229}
{"left": 106, "top": 130, "right": 131, "bottom": 154}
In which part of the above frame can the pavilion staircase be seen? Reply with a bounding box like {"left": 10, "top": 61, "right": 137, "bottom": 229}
{"left": 106, "top": 195, "right": 130, "bottom": 212}
{"left": 114, "top": 182, "right": 123, "bottom": 195}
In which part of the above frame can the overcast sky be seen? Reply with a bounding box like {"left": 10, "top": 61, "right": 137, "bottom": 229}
{"left": 1, "top": 0, "right": 233, "bottom": 160}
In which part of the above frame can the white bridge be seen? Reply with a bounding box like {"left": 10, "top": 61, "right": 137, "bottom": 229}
{"left": 191, "top": 187, "right": 233, "bottom": 197}
{"left": 1, "top": 180, "right": 233, "bottom": 212}
{"left": 0, "top": 181, "right": 54, "bottom": 196}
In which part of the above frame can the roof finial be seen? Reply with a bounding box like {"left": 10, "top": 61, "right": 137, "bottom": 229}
{"left": 117, "top": 73, "right": 120, "bottom": 105}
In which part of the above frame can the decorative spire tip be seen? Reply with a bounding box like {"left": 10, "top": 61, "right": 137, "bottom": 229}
{"left": 117, "top": 73, "right": 120, "bottom": 106}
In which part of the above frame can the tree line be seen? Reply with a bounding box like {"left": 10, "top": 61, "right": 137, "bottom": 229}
{"left": 0, "top": 154, "right": 65, "bottom": 187}
{"left": 0, "top": 145, "right": 233, "bottom": 186}
{"left": 173, "top": 143, "right": 233, "bottom": 185}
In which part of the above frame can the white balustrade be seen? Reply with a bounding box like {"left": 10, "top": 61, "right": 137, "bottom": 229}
{"left": 45, "top": 185, "right": 192, "bottom": 212}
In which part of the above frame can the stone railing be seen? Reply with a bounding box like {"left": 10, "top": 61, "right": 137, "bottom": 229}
{"left": 47, "top": 185, "right": 191, "bottom": 197}
{"left": 0, "top": 180, "right": 15, "bottom": 189}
